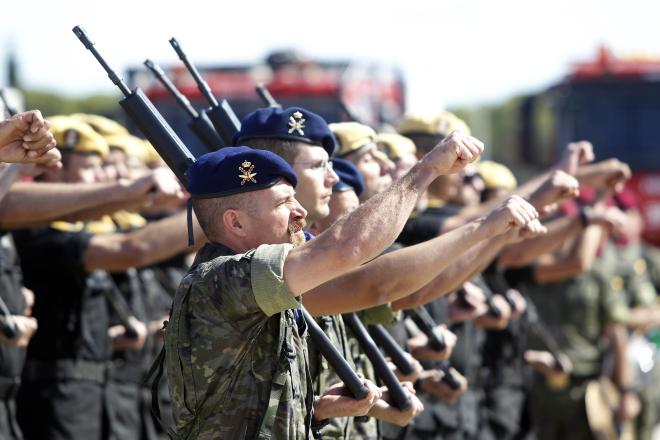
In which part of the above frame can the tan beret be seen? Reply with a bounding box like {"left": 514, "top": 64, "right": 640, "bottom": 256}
{"left": 71, "top": 113, "right": 129, "bottom": 136}
{"left": 375, "top": 133, "right": 416, "bottom": 160}
{"left": 329, "top": 122, "right": 377, "bottom": 157}
{"left": 477, "top": 160, "right": 517, "bottom": 190}
{"left": 49, "top": 115, "right": 109, "bottom": 157}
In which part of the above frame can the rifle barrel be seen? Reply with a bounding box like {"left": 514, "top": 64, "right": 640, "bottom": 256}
{"left": 72, "top": 26, "right": 131, "bottom": 97}
{"left": 169, "top": 38, "right": 218, "bottom": 106}
{"left": 144, "top": 60, "right": 198, "bottom": 118}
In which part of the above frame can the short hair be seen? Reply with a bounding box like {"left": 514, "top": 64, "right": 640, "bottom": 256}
{"left": 192, "top": 193, "right": 257, "bottom": 239}
{"left": 240, "top": 138, "right": 304, "bottom": 164}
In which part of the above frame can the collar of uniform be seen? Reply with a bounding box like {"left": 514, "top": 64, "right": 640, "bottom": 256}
{"left": 190, "top": 241, "right": 238, "bottom": 269}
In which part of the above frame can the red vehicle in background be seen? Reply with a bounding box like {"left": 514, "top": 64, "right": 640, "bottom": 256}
{"left": 127, "top": 50, "right": 405, "bottom": 157}
{"left": 522, "top": 46, "right": 660, "bottom": 245}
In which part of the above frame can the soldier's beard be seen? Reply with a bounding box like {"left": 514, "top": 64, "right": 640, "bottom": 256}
{"left": 288, "top": 219, "right": 307, "bottom": 247}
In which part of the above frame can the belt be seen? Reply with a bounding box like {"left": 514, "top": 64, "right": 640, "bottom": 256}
{"left": 0, "top": 376, "right": 20, "bottom": 400}
{"left": 23, "top": 359, "right": 109, "bottom": 384}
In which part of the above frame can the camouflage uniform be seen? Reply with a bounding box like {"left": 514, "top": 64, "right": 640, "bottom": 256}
{"left": 524, "top": 268, "right": 629, "bottom": 440}
{"left": 165, "top": 242, "right": 313, "bottom": 439}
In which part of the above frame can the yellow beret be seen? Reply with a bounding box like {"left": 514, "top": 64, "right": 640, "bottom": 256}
{"left": 71, "top": 113, "right": 129, "bottom": 136}
{"left": 104, "top": 133, "right": 148, "bottom": 161}
{"left": 375, "top": 133, "right": 416, "bottom": 160}
{"left": 477, "top": 160, "right": 517, "bottom": 190}
{"left": 141, "top": 140, "right": 163, "bottom": 166}
{"left": 398, "top": 114, "right": 442, "bottom": 136}
{"left": 437, "top": 111, "right": 471, "bottom": 136}
{"left": 329, "top": 122, "right": 376, "bottom": 157}
{"left": 48, "top": 115, "right": 109, "bottom": 157}
{"left": 398, "top": 112, "right": 471, "bottom": 137}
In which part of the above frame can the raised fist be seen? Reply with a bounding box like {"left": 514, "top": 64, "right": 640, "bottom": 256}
{"left": 578, "top": 159, "right": 631, "bottom": 192}
{"left": 422, "top": 130, "right": 484, "bottom": 176}
{"left": 556, "top": 140, "right": 595, "bottom": 175}
{"left": 0, "top": 110, "right": 58, "bottom": 164}
{"left": 530, "top": 170, "right": 580, "bottom": 212}
{"left": 484, "top": 195, "right": 539, "bottom": 236}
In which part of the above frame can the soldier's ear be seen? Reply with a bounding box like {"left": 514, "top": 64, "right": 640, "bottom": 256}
{"left": 222, "top": 209, "right": 247, "bottom": 238}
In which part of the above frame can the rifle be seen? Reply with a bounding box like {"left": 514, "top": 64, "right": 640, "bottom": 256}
{"left": 255, "top": 83, "right": 281, "bottom": 109}
{"left": 74, "top": 26, "right": 369, "bottom": 400}
{"left": 406, "top": 307, "right": 446, "bottom": 352}
{"left": 0, "top": 295, "right": 17, "bottom": 339}
{"left": 343, "top": 313, "right": 412, "bottom": 410}
{"left": 143, "top": 59, "right": 224, "bottom": 153}
{"left": 72, "top": 26, "right": 195, "bottom": 185}
{"left": 168, "top": 38, "right": 241, "bottom": 145}
{"left": 368, "top": 324, "right": 416, "bottom": 376}
{"left": 0, "top": 90, "right": 17, "bottom": 118}
{"left": 303, "top": 309, "right": 368, "bottom": 399}
{"left": 405, "top": 307, "right": 461, "bottom": 390}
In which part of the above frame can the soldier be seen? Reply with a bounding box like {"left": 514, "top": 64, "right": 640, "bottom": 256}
{"left": 518, "top": 197, "right": 637, "bottom": 440}
{"left": 165, "top": 120, "right": 486, "bottom": 438}
{"left": 13, "top": 117, "right": 204, "bottom": 440}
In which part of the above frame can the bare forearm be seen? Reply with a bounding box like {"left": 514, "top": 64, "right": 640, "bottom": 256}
{"left": 499, "top": 216, "right": 581, "bottom": 268}
{"left": 533, "top": 225, "right": 602, "bottom": 283}
{"left": 393, "top": 233, "right": 510, "bottom": 310}
{"left": 441, "top": 172, "right": 550, "bottom": 233}
{"left": 306, "top": 218, "right": 491, "bottom": 316}
{"left": 289, "top": 162, "right": 437, "bottom": 294}
{"left": 0, "top": 181, "right": 140, "bottom": 229}
{"left": 62, "top": 201, "right": 147, "bottom": 222}
{"left": 128, "top": 211, "right": 204, "bottom": 267}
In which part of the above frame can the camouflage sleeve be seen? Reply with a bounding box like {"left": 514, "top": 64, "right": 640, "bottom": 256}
{"left": 251, "top": 243, "right": 300, "bottom": 317}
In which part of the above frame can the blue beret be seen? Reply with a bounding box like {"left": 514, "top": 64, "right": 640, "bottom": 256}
{"left": 187, "top": 146, "right": 297, "bottom": 198}
{"left": 331, "top": 158, "right": 364, "bottom": 197}
{"left": 233, "top": 106, "right": 337, "bottom": 157}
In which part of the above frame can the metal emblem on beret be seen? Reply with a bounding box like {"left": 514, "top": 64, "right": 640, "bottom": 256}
{"left": 288, "top": 111, "right": 306, "bottom": 136}
{"left": 238, "top": 160, "right": 257, "bottom": 185}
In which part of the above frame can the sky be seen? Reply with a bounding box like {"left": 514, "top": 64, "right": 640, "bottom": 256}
{"left": 2, "top": 0, "right": 660, "bottom": 112}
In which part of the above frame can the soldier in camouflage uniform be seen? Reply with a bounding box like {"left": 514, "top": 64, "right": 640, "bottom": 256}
{"left": 165, "top": 112, "right": 487, "bottom": 438}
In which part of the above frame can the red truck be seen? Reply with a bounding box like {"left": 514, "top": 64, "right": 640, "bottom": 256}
{"left": 127, "top": 50, "right": 405, "bottom": 156}
{"left": 521, "top": 46, "right": 660, "bottom": 245}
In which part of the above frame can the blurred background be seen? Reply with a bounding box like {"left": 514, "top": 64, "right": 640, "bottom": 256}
{"left": 2, "top": 0, "right": 660, "bottom": 242}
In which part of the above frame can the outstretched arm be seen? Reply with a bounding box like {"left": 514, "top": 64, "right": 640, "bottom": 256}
{"left": 305, "top": 196, "right": 540, "bottom": 315}
{"left": 285, "top": 131, "right": 484, "bottom": 295}
{"left": 83, "top": 210, "right": 205, "bottom": 272}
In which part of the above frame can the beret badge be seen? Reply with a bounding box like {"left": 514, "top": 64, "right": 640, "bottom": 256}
{"left": 238, "top": 160, "right": 258, "bottom": 185}
{"left": 288, "top": 111, "right": 306, "bottom": 136}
